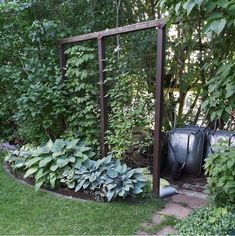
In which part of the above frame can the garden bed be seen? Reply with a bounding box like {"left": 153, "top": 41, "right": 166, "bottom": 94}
{"left": 4, "top": 162, "right": 97, "bottom": 201}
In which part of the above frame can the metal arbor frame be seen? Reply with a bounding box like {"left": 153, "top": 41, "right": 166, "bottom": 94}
{"left": 59, "top": 19, "right": 166, "bottom": 197}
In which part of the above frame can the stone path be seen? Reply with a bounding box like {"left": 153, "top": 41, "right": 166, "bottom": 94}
{"left": 135, "top": 191, "right": 207, "bottom": 236}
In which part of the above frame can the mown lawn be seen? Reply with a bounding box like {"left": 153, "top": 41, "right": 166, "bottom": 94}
{"left": 0, "top": 153, "right": 163, "bottom": 235}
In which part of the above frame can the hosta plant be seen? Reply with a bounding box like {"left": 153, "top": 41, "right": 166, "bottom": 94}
{"left": 10, "top": 139, "right": 94, "bottom": 189}
{"left": 4, "top": 144, "right": 34, "bottom": 170}
{"left": 72, "top": 155, "right": 147, "bottom": 201}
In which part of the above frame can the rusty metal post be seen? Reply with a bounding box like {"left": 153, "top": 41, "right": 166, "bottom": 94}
{"left": 59, "top": 44, "right": 66, "bottom": 81}
{"left": 152, "top": 25, "right": 166, "bottom": 196}
{"left": 97, "top": 36, "right": 108, "bottom": 157}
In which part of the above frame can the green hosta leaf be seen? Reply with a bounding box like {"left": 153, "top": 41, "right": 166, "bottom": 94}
{"left": 80, "top": 147, "right": 91, "bottom": 152}
{"left": 86, "top": 151, "right": 96, "bottom": 158}
{"left": 49, "top": 175, "right": 56, "bottom": 189}
{"left": 39, "top": 146, "right": 51, "bottom": 154}
{"left": 52, "top": 151, "right": 64, "bottom": 157}
{"left": 65, "top": 139, "right": 79, "bottom": 150}
{"left": 106, "top": 190, "right": 115, "bottom": 201}
{"left": 74, "top": 159, "right": 82, "bottom": 168}
{"left": 133, "top": 173, "right": 146, "bottom": 182}
{"left": 69, "top": 156, "right": 76, "bottom": 163}
{"left": 50, "top": 163, "right": 58, "bottom": 172}
{"left": 25, "top": 157, "right": 41, "bottom": 167}
{"left": 107, "top": 183, "right": 116, "bottom": 191}
{"left": 14, "top": 160, "right": 25, "bottom": 169}
{"left": 74, "top": 150, "right": 83, "bottom": 158}
{"left": 121, "top": 164, "right": 127, "bottom": 174}
{"left": 39, "top": 156, "right": 53, "bottom": 167}
{"left": 104, "top": 154, "right": 112, "bottom": 164}
{"left": 68, "top": 182, "right": 75, "bottom": 189}
{"left": 118, "top": 189, "right": 126, "bottom": 197}
{"left": 24, "top": 166, "right": 38, "bottom": 178}
{"left": 107, "top": 169, "right": 118, "bottom": 178}
{"left": 57, "top": 157, "right": 70, "bottom": 168}
{"left": 83, "top": 180, "right": 90, "bottom": 189}
{"left": 126, "top": 169, "right": 136, "bottom": 178}
{"left": 135, "top": 182, "right": 146, "bottom": 189}
{"left": 132, "top": 186, "right": 143, "bottom": 194}
{"left": 52, "top": 139, "right": 65, "bottom": 152}
{"left": 75, "top": 181, "right": 84, "bottom": 192}
{"left": 35, "top": 179, "right": 44, "bottom": 190}
{"left": 35, "top": 169, "right": 45, "bottom": 181}
{"left": 89, "top": 175, "right": 96, "bottom": 182}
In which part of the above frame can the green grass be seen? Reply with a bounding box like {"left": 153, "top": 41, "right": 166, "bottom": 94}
{"left": 144, "top": 215, "right": 179, "bottom": 234}
{"left": 0, "top": 154, "right": 163, "bottom": 235}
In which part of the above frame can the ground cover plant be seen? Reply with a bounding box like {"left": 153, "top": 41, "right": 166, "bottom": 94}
{"left": 0, "top": 152, "right": 163, "bottom": 235}
{"left": 175, "top": 205, "right": 235, "bottom": 236}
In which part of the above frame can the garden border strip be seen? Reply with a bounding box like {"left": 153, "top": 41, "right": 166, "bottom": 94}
{"left": 3, "top": 161, "right": 97, "bottom": 202}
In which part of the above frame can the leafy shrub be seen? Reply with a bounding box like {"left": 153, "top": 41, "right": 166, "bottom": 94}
{"left": 61, "top": 155, "right": 147, "bottom": 201}
{"left": 175, "top": 205, "right": 235, "bottom": 235}
{"left": 106, "top": 71, "right": 154, "bottom": 158}
{"left": 204, "top": 142, "right": 235, "bottom": 205}
{"left": 63, "top": 45, "right": 99, "bottom": 148}
{"left": 6, "top": 139, "right": 95, "bottom": 189}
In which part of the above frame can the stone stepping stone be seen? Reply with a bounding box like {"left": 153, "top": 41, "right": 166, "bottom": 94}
{"left": 172, "top": 194, "right": 207, "bottom": 209}
{"left": 152, "top": 214, "right": 163, "bottom": 224}
{"left": 159, "top": 202, "right": 192, "bottom": 219}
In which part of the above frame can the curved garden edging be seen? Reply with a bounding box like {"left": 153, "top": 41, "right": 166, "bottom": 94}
{"left": 3, "top": 161, "right": 97, "bottom": 202}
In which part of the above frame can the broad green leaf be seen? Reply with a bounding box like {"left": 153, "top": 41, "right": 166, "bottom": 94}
{"left": 35, "top": 169, "right": 45, "bottom": 181}
{"left": 14, "top": 160, "right": 25, "bottom": 169}
{"left": 107, "top": 190, "right": 115, "bottom": 201}
{"left": 24, "top": 166, "right": 38, "bottom": 178}
{"left": 57, "top": 157, "right": 69, "bottom": 168}
{"left": 52, "top": 139, "right": 65, "bottom": 152}
{"left": 132, "top": 186, "right": 143, "bottom": 194}
{"left": 107, "top": 169, "right": 118, "bottom": 178}
{"left": 68, "top": 182, "right": 75, "bottom": 189}
{"left": 74, "top": 159, "right": 82, "bottom": 168}
{"left": 35, "top": 179, "right": 44, "bottom": 190}
{"left": 50, "top": 164, "right": 58, "bottom": 172}
{"left": 49, "top": 175, "right": 56, "bottom": 189}
{"left": 65, "top": 139, "right": 79, "bottom": 149}
{"left": 39, "top": 156, "right": 53, "bottom": 167}
{"left": 25, "top": 157, "right": 41, "bottom": 167}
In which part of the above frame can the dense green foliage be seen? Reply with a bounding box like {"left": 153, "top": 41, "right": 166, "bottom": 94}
{"left": 0, "top": 0, "right": 234, "bottom": 156}
{"left": 5, "top": 139, "right": 95, "bottom": 189}
{"left": 176, "top": 205, "right": 235, "bottom": 235}
{"left": 73, "top": 155, "right": 146, "bottom": 201}
{"left": 0, "top": 152, "right": 163, "bottom": 235}
{"left": 204, "top": 142, "right": 235, "bottom": 205}
{"left": 5, "top": 139, "right": 146, "bottom": 201}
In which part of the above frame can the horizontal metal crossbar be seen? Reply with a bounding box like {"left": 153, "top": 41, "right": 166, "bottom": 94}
{"left": 60, "top": 19, "right": 166, "bottom": 45}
